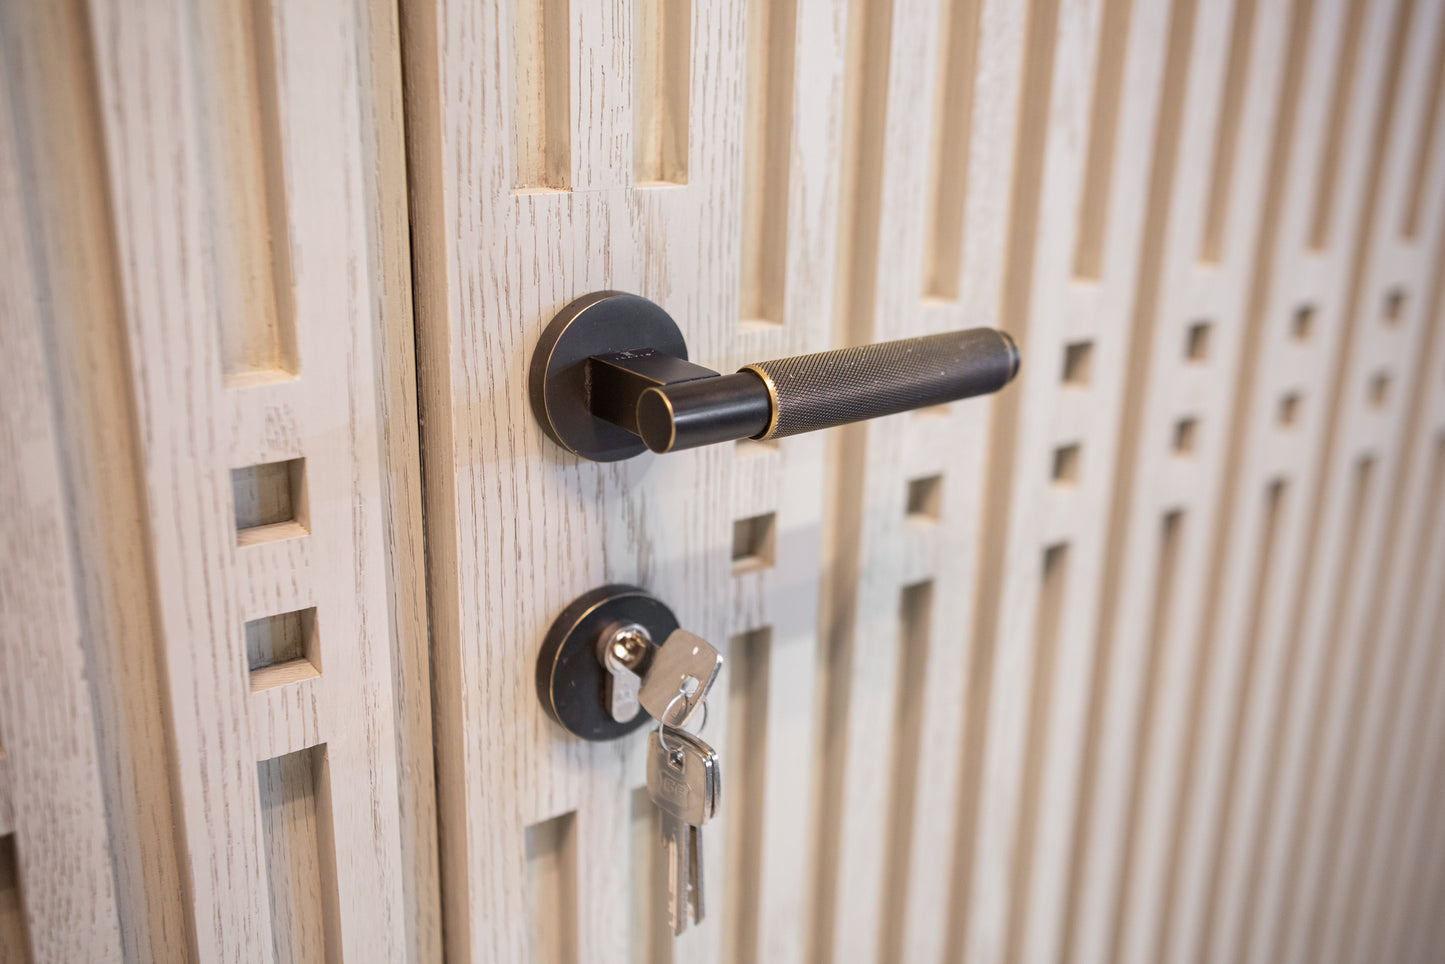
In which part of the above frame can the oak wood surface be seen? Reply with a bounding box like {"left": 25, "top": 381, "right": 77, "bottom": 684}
{"left": 1, "top": 1, "right": 1444, "bottom": 962}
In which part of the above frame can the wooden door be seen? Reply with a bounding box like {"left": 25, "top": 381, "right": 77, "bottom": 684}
{"left": 1, "top": 1, "right": 436, "bottom": 961}
{"left": 405, "top": 1, "right": 842, "bottom": 960}
{"left": 4, "top": 0, "right": 1445, "bottom": 962}
{"left": 403, "top": 0, "right": 1445, "bottom": 962}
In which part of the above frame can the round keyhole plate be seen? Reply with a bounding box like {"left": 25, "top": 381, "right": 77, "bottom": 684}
{"left": 536, "top": 584, "right": 680, "bottom": 741}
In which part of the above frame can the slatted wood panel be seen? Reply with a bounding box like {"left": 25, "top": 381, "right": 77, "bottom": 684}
{"left": 0, "top": 0, "right": 436, "bottom": 961}
{"left": 404, "top": 0, "right": 1445, "bottom": 961}
{"left": 2, "top": 0, "right": 1445, "bottom": 962}
{"left": 404, "top": 1, "right": 844, "bottom": 960}
{"left": 86, "top": 0, "right": 435, "bottom": 955}
{"left": 0, "top": 12, "right": 125, "bottom": 959}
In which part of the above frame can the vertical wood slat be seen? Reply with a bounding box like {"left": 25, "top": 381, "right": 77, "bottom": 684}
{"left": 1210, "top": 2, "right": 1445, "bottom": 962}
{"left": 1400, "top": 650, "right": 1445, "bottom": 961}
{"left": 1169, "top": 1, "right": 1444, "bottom": 963}
{"left": 1115, "top": 0, "right": 1369, "bottom": 961}
{"left": 76, "top": 0, "right": 427, "bottom": 960}
{"left": 0, "top": 2, "right": 191, "bottom": 960}
{"left": 1066, "top": 0, "right": 1291, "bottom": 960}
{"left": 813, "top": 1, "right": 947, "bottom": 962}
{"left": 1345, "top": 296, "right": 1445, "bottom": 964}
{"left": 805, "top": 0, "right": 1035, "bottom": 961}
{"left": 355, "top": 0, "right": 444, "bottom": 956}
{"left": 1274, "top": 2, "right": 1445, "bottom": 961}
{"left": 947, "top": 0, "right": 1174, "bottom": 959}
{"left": 1366, "top": 82, "right": 1445, "bottom": 956}
{"left": 7, "top": 0, "right": 1445, "bottom": 960}
{"left": 404, "top": 1, "right": 1445, "bottom": 963}
{"left": 404, "top": 0, "right": 842, "bottom": 961}
{"left": 734, "top": 9, "right": 846, "bottom": 964}
{"left": 0, "top": 23, "right": 125, "bottom": 959}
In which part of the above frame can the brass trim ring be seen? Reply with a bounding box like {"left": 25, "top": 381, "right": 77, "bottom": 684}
{"left": 740, "top": 364, "right": 781, "bottom": 440}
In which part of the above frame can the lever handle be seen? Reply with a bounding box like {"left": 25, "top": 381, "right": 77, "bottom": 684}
{"left": 529, "top": 292, "right": 1021, "bottom": 462}
{"left": 636, "top": 329, "right": 1018, "bottom": 453}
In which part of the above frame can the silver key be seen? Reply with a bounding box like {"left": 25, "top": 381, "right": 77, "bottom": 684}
{"left": 647, "top": 728, "right": 721, "bottom": 934}
{"left": 638, "top": 629, "right": 722, "bottom": 728}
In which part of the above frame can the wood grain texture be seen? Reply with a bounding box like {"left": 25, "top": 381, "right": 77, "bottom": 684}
{"left": 404, "top": 0, "right": 842, "bottom": 960}
{"left": 0, "top": 2, "right": 188, "bottom": 960}
{"left": 4, "top": 0, "right": 1445, "bottom": 960}
{"left": 356, "top": 0, "right": 444, "bottom": 956}
{"left": 1211, "top": 4, "right": 1445, "bottom": 963}
{"left": 0, "top": 14, "right": 126, "bottom": 957}
{"left": 0, "top": 836, "right": 30, "bottom": 963}
{"left": 403, "top": 0, "right": 1445, "bottom": 962}
{"left": 69, "top": 0, "right": 426, "bottom": 959}
{"left": 809, "top": 1, "right": 1026, "bottom": 961}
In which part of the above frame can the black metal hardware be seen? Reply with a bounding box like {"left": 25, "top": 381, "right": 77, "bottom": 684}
{"left": 536, "top": 584, "right": 679, "bottom": 741}
{"left": 530, "top": 291, "right": 1021, "bottom": 462}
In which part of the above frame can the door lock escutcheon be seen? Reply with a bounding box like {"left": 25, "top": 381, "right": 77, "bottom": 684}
{"left": 529, "top": 291, "right": 1022, "bottom": 462}
{"left": 538, "top": 584, "right": 723, "bottom": 742}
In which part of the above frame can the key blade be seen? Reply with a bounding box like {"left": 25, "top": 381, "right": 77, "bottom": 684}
{"left": 689, "top": 823, "right": 705, "bottom": 926}
{"left": 669, "top": 816, "right": 690, "bottom": 936}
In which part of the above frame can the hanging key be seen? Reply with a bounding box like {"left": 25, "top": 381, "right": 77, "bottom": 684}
{"left": 647, "top": 726, "right": 721, "bottom": 935}
{"left": 638, "top": 629, "right": 722, "bottom": 728}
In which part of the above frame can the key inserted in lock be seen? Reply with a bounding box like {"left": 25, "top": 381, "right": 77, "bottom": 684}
{"left": 537, "top": 585, "right": 680, "bottom": 741}
{"left": 542, "top": 586, "right": 726, "bottom": 929}
{"left": 538, "top": 585, "right": 726, "bottom": 742}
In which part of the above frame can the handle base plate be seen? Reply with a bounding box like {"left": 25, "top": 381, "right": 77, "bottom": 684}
{"left": 529, "top": 292, "right": 690, "bottom": 462}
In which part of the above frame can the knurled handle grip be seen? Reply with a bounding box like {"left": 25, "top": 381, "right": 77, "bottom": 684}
{"left": 741, "top": 328, "right": 1019, "bottom": 440}
{"left": 532, "top": 291, "right": 1022, "bottom": 460}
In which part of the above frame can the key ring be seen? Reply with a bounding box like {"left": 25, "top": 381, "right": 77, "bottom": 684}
{"left": 656, "top": 690, "right": 708, "bottom": 759}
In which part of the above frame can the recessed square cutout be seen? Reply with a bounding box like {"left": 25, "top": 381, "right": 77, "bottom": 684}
{"left": 1292, "top": 305, "right": 1315, "bottom": 341}
{"left": 1278, "top": 392, "right": 1302, "bottom": 427}
{"left": 1369, "top": 371, "right": 1392, "bottom": 407}
{"left": 1052, "top": 443, "right": 1081, "bottom": 485}
{"left": 732, "top": 513, "right": 777, "bottom": 573}
{"left": 525, "top": 811, "right": 578, "bottom": 964}
{"left": 1185, "top": 321, "right": 1212, "bottom": 361}
{"left": 256, "top": 744, "right": 338, "bottom": 960}
{"left": 1173, "top": 417, "right": 1199, "bottom": 454}
{"left": 0, "top": 835, "right": 20, "bottom": 931}
{"left": 233, "top": 458, "right": 308, "bottom": 546}
{"left": 906, "top": 474, "right": 944, "bottom": 522}
{"left": 1384, "top": 289, "right": 1407, "bottom": 325}
{"left": 1062, "top": 341, "right": 1094, "bottom": 386}
{"left": 245, "top": 607, "right": 319, "bottom": 691}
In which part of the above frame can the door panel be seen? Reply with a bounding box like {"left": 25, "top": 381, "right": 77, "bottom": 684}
{"left": 0, "top": 12, "right": 125, "bottom": 957}
{"left": 404, "top": 0, "right": 1445, "bottom": 962}
{"left": 3, "top": 0, "right": 1445, "bottom": 961}
{"left": 404, "top": 0, "right": 845, "bottom": 958}
{"left": 2, "top": 1, "right": 437, "bottom": 961}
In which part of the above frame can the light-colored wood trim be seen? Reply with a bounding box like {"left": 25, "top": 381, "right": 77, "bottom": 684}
{"left": 71, "top": 0, "right": 426, "bottom": 959}
{"left": 0, "top": 9, "right": 127, "bottom": 956}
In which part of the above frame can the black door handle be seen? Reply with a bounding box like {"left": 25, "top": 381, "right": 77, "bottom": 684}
{"left": 529, "top": 291, "right": 1021, "bottom": 462}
